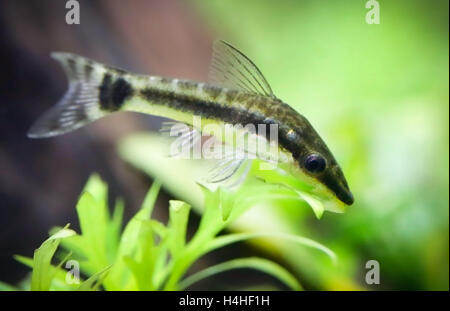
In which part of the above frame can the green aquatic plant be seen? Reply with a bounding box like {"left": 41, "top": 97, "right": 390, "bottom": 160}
{"left": 2, "top": 173, "right": 335, "bottom": 291}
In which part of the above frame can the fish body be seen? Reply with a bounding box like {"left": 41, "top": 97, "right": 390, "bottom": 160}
{"left": 28, "top": 41, "right": 354, "bottom": 209}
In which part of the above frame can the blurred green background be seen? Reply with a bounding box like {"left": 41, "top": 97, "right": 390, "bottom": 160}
{"left": 163, "top": 0, "right": 449, "bottom": 290}
{"left": 0, "top": 0, "right": 448, "bottom": 290}
{"left": 119, "top": 0, "right": 449, "bottom": 290}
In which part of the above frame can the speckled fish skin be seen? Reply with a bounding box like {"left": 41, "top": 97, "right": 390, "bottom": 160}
{"left": 27, "top": 42, "right": 354, "bottom": 207}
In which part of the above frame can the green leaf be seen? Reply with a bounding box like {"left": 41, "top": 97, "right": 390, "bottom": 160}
{"left": 168, "top": 200, "right": 191, "bottom": 258}
{"left": 179, "top": 257, "right": 303, "bottom": 291}
{"left": 14, "top": 255, "right": 33, "bottom": 267}
{"left": 251, "top": 161, "right": 314, "bottom": 194}
{"left": 0, "top": 281, "right": 18, "bottom": 291}
{"left": 14, "top": 254, "right": 77, "bottom": 291}
{"left": 75, "top": 191, "right": 109, "bottom": 273}
{"left": 219, "top": 187, "right": 236, "bottom": 221}
{"left": 107, "top": 180, "right": 161, "bottom": 290}
{"left": 149, "top": 220, "right": 168, "bottom": 238}
{"left": 84, "top": 174, "right": 108, "bottom": 206}
{"left": 152, "top": 231, "right": 172, "bottom": 289}
{"left": 297, "top": 192, "right": 325, "bottom": 219}
{"left": 206, "top": 232, "right": 337, "bottom": 264}
{"left": 77, "top": 265, "right": 111, "bottom": 291}
{"left": 123, "top": 220, "right": 156, "bottom": 290}
{"left": 29, "top": 226, "right": 76, "bottom": 291}
{"left": 106, "top": 199, "right": 124, "bottom": 262}
{"left": 49, "top": 226, "right": 88, "bottom": 262}
{"left": 79, "top": 174, "right": 110, "bottom": 250}
{"left": 117, "top": 180, "right": 161, "bottom": 257}
{"left": 195, "top": 184, "right": 222, "bottom": 236}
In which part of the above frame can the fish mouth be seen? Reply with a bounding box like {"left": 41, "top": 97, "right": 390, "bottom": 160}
{"left": 335, "top": 187, "right": 354, "bottom": 205}
{"left": 318, "top": 169, "right": 354, "bottom": 206}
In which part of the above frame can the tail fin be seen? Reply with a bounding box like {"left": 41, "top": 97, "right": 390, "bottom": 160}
{"left": 28, "top": 52, "right": 114, "bottom": 138}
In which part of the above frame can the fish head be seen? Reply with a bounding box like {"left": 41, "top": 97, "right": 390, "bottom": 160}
{"left": 280, "top": 119, "right": 354, "bottom": 212}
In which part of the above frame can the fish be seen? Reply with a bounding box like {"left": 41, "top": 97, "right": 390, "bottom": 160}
{"left": 27, "top": 40, "right": 354, "bottom": 211}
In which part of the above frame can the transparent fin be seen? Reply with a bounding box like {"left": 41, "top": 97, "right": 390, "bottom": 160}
{"left": 161, "top": 120, "right": 252, "bottom": 188}
{"left": 205, "top": 157, "right": 252, "bottom": 190}
{"left": 204, "top": 141, "right": 253, "bottom": 189}
{"left": 208, "top": 40, "right": 274, "bottom": 97}
{"left": 27, "top": 52, "right": 111, "bottom": 138}
{"left": 160, "top": 121, "right": 202, "bottom": 158}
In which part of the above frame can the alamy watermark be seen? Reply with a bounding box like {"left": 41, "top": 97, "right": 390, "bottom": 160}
{"left": 365, "top": 259, "right": 380, "bottom": 285}
{"left": 164, "top": 116, "right": 280, "bottom": 171}
{"left": 365, "top": 0, "right": 380, "bottom": 24}
{"left": 65, "top": 0, "right": 80, "bottom": 25}
{"left": 64, "top": 2, "right": 380, "bottom": 28}
{"left": 65, "top": 259, "right": 80, "bottom": 284}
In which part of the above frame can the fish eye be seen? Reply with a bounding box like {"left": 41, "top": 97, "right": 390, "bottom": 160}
{"left": 304, "top": 154, "right": 326, "bottom": 173}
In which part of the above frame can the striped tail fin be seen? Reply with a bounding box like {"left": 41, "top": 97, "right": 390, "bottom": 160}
{"left": 28, "top": 52, "right": 128, "bottom": 138}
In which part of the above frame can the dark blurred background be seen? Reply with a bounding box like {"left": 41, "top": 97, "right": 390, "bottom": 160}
{"left": 0, "top": 0, "right": 215, "bottom": 286}
{"left": 0, "top": 0, "right": 448, "bottom": 290}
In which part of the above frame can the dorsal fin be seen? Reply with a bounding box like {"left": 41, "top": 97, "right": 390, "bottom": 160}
{"left": 208, "top": 40, "right": 275, "bottom": 97}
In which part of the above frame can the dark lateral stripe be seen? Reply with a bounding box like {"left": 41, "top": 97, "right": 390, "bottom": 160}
{"left": 99, "top": 74, "right": 134, "bottom": 111}
{"left": 140, "top": 88, "right": 254, "bottom": 123}
{"left": 139, "top": 88, "right": 299, "bottom": 155}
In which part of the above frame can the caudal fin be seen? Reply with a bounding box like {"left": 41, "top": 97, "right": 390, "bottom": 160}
{"left": 28, "top": 52, "right": 116, "bottom": 138}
